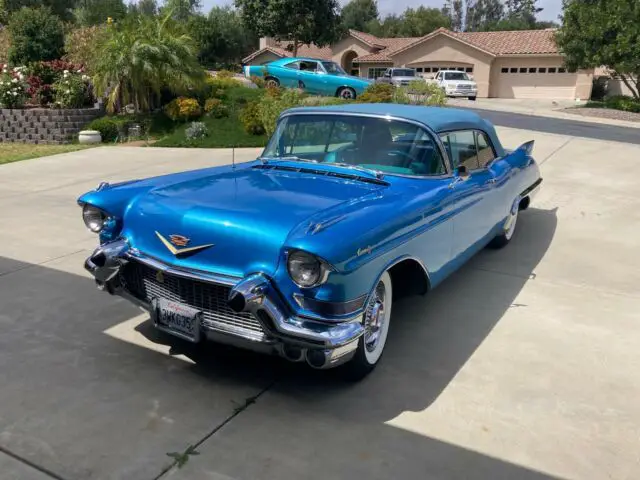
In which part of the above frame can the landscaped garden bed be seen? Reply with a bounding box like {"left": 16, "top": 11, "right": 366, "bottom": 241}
{"left": 563, "top": 95, "right": 640, "bottom": 123}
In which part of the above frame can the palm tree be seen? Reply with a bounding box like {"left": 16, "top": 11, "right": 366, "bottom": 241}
{"left": 92, "top": 13, "right": 206, "bottom": 113}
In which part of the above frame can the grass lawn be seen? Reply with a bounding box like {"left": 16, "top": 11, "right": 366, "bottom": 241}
{"left": 153, "top": 114, "right": 267, "bottom": 148}
{"left": 0, "top": 143, "right": 95, "bottom": 165}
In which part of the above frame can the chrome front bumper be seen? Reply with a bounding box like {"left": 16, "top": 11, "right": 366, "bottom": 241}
{"left": 84, "top": 239, "right": 362, "bottom": 369}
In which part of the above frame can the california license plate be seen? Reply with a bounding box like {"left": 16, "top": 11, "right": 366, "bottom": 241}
{"left": 153, "top": 298, "right": 201, "bottom": 342}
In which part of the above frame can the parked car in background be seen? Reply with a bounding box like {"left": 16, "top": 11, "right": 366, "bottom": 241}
{"left": 244, "top": 57, "right": 372, "bottom": 99}
{"left": 375, "top": 67, "right": 420, "bottom": 87}
{"left": 427, "top": 70, "right": 478, "bottom": 100}
{"left": 80, "top": 104, "right": 541, "bottom": 380}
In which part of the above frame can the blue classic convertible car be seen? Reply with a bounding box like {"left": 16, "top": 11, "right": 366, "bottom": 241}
{"left": 243, "top": 57, "right": 372, "bottom": 99}
{"left": 80, "top": 105, "right": 541, "bottom": 379}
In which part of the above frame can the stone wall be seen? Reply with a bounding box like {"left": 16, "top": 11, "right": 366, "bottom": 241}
{"left": 0, "top": 107, "right": 103, "bottom": 144}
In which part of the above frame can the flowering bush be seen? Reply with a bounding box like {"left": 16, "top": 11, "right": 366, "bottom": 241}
{"left": 0, "top": 64, "right": 29, "bottom": 108}
{"left": 164, "top": 97, "right": 202, "bottom": 121}
{"left": 204, "top": 98, "right": 229, "bottom": 118}
{"left": 185, "top": 121, "right": 208, "bottom": 140}
{"left": 52, "top": 69, "right": 90, "bottom": 108}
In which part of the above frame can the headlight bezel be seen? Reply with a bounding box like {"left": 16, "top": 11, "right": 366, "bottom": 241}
{"left": 81, "top": 203, "right": 108, "bottom": 233}
{"left": 286, "top": 249, "right": 333, "bottom": 289}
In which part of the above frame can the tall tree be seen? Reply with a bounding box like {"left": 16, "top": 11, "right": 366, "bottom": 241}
{"left": 504, "top": 0, "right": 542, "bottom": 27}
{"left": 128, "top": 0, "right": 158, "bottom": 16}
{"left": 4, "top": 0, "right": 75, "bottom": 22}
{"left": 162, "top": 0, "right": 202, "bottom": 21}
{"left": 466, "top": 0, "right": 504, "bottom": 32}
{"left": 235, "top": 0, "right": 341, "bottom": 56}
{"left": 74, "top": 0, "right": 127, "bottom": 26}
{"left": 8, "top": 6, "right": 64, "bottom": 63}
{"left": 401, "top": 7, "right": 451, "bottom": 37}
{"left": 556, "top": 0, "right": 640, "bottom": 98}
{"left": 441, "top": 0, "right": 463, "bottom": 31}
{"left": 341, "top": 0, "right": 378, "bottom": 32}
{"left": 187, "top": 6, "right": 257, "bottom": 69}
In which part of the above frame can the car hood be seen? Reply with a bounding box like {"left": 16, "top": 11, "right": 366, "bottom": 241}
{"left": 122, "top": 165, "right": 384, "bottom": 277}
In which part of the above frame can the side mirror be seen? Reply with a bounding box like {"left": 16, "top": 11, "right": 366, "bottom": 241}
{"left": 457, "top": 165, "right": 470, "bottom": 178}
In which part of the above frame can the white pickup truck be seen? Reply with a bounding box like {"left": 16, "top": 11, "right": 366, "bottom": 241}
{"left": 426, "top": 70, "right": 478, "bottom": 100}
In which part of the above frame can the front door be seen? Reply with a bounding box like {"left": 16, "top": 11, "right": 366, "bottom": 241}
{"left": 440, "top": 130, "right": 498, "bottom": 261}
{"left": 297, "top": 60, "right": 328, "bottom": 94}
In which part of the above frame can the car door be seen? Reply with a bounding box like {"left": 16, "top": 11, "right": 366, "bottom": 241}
{"left": 297, "top": 60, "right": 328, "bottom": 94}
{"left": 475, "top": 130, "right": 510, "bottom": 228}
{"left": 440, "top": 130, "right": 498, "bottom": 261}
{"left": 280, "top": 60, "right": 301, "bottom": 88}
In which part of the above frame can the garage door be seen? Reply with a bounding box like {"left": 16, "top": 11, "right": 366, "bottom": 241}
{"left": 493, "top": 67, "right": 577, "bottom": 99}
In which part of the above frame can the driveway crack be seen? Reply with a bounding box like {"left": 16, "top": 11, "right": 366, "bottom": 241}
{"left": 539, "top": 137, "right": 573, "bottom": 165}
{"left": 153, "top": 381, "right": 277, "bottom": 479}
{"left": 0, "top": 445, "right": 68, "bottom": 480}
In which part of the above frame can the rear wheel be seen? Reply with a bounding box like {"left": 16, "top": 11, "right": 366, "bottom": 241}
{"left": 489, "top": 207, "right": 519, "bottom": 249}
{"left": 468, "top": 96, "right": 477, "bottom": 101}
{"left": 265, "top": 77, "right": 280, "bottom": 88}
{"left": 337, "top": 87, "right": 356, "bottom": 100}
{"left": 342, "top": 272, "right": 392, "bottom": 380}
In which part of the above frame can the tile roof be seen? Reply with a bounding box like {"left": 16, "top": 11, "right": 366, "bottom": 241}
{"left": 355, "top": 28, "right": 560, "bottom": 63}
{"left": 243, "top": 28, "right": 560, "bottom": 64}
{"left": 453, "top": 29, "right": 559, "bottom": 55}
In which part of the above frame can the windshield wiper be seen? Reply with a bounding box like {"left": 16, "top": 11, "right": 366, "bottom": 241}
{"left": 332, "top": 162, "right": 385, "bottom": 180}
{"left": 258, "top": 155, "right": 318, "bottom": 164}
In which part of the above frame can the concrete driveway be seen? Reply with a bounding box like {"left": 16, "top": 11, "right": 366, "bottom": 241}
{"left": 0, "top": 131, "right": 639, "bottom": 480}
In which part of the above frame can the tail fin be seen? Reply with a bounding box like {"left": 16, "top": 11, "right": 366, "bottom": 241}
{"left": 517, "top": 140, "right": 535, "bottom": 156}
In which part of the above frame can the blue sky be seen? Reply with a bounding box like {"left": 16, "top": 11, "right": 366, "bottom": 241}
{"left": 199, "top": 0, "right": 562, "bottom": 22}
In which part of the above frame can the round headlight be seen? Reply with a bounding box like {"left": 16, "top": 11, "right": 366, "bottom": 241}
{"left": 82, "top": 204, "right": 106, "bottom": 233}
{"left": 287, "top": 250, "right": 328, "bottom": 288}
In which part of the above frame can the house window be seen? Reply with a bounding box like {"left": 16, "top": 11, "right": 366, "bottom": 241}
{"left": 501, "top": 68, "right": 509, "bottom": 73}
{"left": 558, "top": 67, "right": 566, "bottom": 73}
{"left": 519, "top": 67, "right": 527, "bottom": 73}
{"left": 416, "top": 67, "right": 423, "bottom": 72}
{"left": 424, "top": 67, "right": 431, "bottom": 73}
{"left": 433, "top": 67, "right": 439, "bottom": 72}
{"left": 367, "top": 67, "right": 388, "bottom": 79}
{"left": 548, "top": 67, "right": 557, "bottom": 73}
{"left": 465, "top": 67, "right": 473, "bottom": 73}
{"left": 510, "top": 67, "right": 518, "bottom": 73}
{"left": 457, "top": 67, "right": 465, "bottom": 71}
{"left": 538, "top": 67, "right": 547, "bottom": 73}
{"left": 528, "top": 67, "right": 537, "bottom": 73}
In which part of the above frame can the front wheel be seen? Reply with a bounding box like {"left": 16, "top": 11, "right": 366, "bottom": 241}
{"left": 489, "top": 207, "right": 518, "bottom": 249}
{"left": 337, "top": 87, "right": 356, "bottom": 100}
{"left": 342, "top": 271, "right": 392, "bottom": 380}
{"left": 265, "top": 77, "right": 280, "bottom": 88}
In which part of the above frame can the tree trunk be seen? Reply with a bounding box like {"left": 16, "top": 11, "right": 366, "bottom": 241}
{"left": 619, "top": 73, "right": 639, "bottom": 99}
{"left": 293, "top": 36, "right": 298, "bottom": 56}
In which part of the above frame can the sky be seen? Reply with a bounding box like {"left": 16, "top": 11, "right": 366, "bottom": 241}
{"left": 199, "top": 0, "right": 563, "bottom": 23}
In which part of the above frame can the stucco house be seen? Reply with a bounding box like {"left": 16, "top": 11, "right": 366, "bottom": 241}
{"left": 242, "top": 28, "right": 594, "bottom": 100}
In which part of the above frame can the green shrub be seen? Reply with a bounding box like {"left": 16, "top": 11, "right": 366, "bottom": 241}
{"left": 86, "top": 117, "right": 120, "bottom": 142}
{"left": 605, "top": 95, "right": 640, "bottom": 113}
{"left": 250, "top": 75, "right": 265, "bottom": 88}
{"left": 357, "top": 83, "right": 395, "bottom": 103}
{"left": 164, "top": 97, "right": 202, "bottom": 121}
{"left": 8, "top": 7, "right": 64, "bottom": 65}
{"left": 258, "top": 88, "right": 306, "bottom": 136}
{"left": 239, "top": 101, "right": 266, "bottom": 135}
{"left": 52, "top": 71, "right": 88, "bottom": 108}
{"left": 403, "top": 81, "right": 447, "bottom": 106}
{"left": 303, "top": 96, "right": 349, "bottom": 106}
{"left": 216, "top": 70, "right": 235, "bottom": 79}
{"left": 224, "top": 85, "right": 263, "bottom": 106}
{"left": 185, "top": 121, "right": 208, "bottom": 140}
{"left": 204, "top": 98, "right": 229, "bottom": 118}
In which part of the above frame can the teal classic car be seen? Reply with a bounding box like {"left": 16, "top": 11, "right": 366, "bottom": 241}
{"left": 243, "top": 57, "right": 372, "bottom": 99}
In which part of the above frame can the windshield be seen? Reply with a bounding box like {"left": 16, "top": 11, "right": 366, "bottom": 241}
{"left": 262, "top": 114, "right": 446, "bottom": 177}
{"left": 444, "top": 72, "right": 470, "bottom": 81}
{"left": 393, "top": 69, "right": 416, "bottom": 77}
{"left": 322, "top": 62, "right": 346, "bottom": 75}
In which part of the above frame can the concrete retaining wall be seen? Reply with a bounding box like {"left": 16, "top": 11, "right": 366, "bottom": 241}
{"left": 0, "top": 107, "right": 103, "bottom": 144}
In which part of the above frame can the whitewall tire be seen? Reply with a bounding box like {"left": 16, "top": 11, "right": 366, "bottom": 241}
{"left": 489, "top": 207, "right": 519, "bottom": 249}
{"left": 343, "top": 271, "right": 393, "bottom": 380}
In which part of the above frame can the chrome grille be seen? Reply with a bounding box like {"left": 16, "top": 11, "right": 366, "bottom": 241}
{"left": 457, "top": 84, "right": 472, "bottom": 90}
{"left": 120, "top": 260, "right": 265, "bottom": 341}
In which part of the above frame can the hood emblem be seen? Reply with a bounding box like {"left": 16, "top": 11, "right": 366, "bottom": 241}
{"left": 155, "top": 231, "right": 214, "bottom": 256}
{"left": 169, "top": 234, "right": 190, "bottom": 247}
{"left": 156, "top": 270, "right": 165, "bottom": 283}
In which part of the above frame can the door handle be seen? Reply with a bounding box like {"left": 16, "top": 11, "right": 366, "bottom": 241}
{"left": 448, "top": 176, "right": 468, "bottom": 189}
{"left": 485, "top": 178, "right": 497, "bottom": 185}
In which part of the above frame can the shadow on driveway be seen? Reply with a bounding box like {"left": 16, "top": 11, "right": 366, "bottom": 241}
{"left": 0, "top": 206, "right": 557, "bottom": 479}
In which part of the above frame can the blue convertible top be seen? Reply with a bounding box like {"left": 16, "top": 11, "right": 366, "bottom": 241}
{"left": 284, "top": 103, "right": 505, "bottom": 157}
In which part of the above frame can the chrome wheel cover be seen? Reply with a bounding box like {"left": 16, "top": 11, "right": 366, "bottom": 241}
{"left": 363, "top": 273, "right": 392, "bottom": 364}
{"left": 504, "top": 209, "right": 518, "bottom": 240}
{"left": 340, "top": 88, "right": 355, "bottom": 99}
